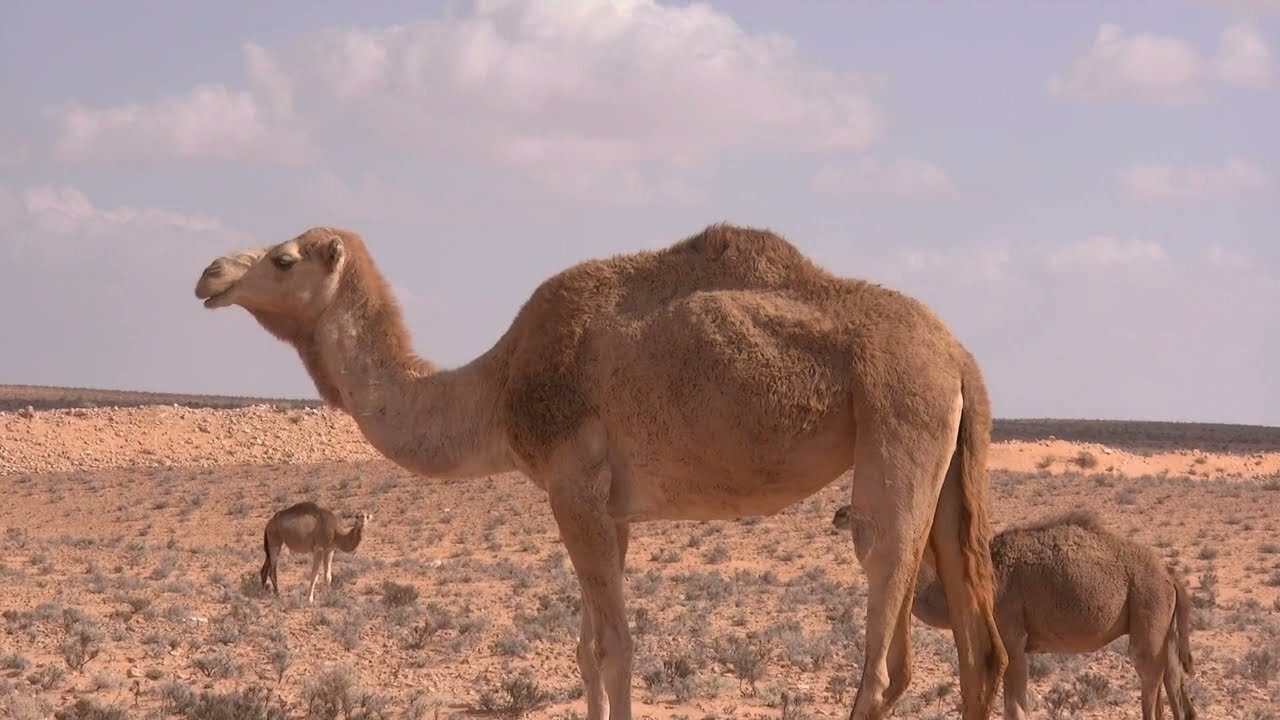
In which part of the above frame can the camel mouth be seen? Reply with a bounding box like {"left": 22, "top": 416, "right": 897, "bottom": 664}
{"left": 195, "top": 267, "right": 242, "bottom": 309}
{"left": 202, "top": 290, "right": 235, "bottom": 309}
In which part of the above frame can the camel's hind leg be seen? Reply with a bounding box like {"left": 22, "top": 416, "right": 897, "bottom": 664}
{"left": 260, "top": 544, "right": 275, "bottom": 593}
{"left": 574, "top": 520, "right": 630, "bottom": 720}
{"left": 1131, "top": 649, "right": 1167, "bottom": 720}
{"left": 270, "top": 549, "right": 281, "bottom": 595}
{"left": 1129, "top": 626, "right": 1170, "bottom": 720}
{"left": 1130, "top": 582, "right": 1180, "bottom": 719}
{"left": 928, "top": 446, "right": 1005, "bottom": 718}
{"left": 845, "top": 398, "right": 963, "bottom": 719}
{"left": 1162, "top": 636, "right": 1194, "bottom": 720}
{"left": 544, "top": 454, "right": 632, "bottom": 720}
{"left": 262, "top": 541, "right": 281, "bottom": 595}
{"left": 998, "top": 629, "right": 1030, "bottom": 720}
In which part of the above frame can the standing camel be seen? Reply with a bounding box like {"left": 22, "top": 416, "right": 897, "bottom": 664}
{"left": 833, "top": 506, "right": 1196, "bottom": 719}
{"left": 261, "top": 501, "right": 371, "bottom": 603}
{"left": 193, "top": 223, "right": 1007, "bottom": 720}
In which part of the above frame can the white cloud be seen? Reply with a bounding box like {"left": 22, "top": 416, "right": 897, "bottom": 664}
{"left": 0, "top": 184, "right": 267, "bottom": 397}
{"left": 1049, "top": 21, "right": 1276, "bottom": 104}
{"left": 1042, "top": 235, "right": 1168, "bottom": 272}
{"left": 895, "top": 245, "right": 1010, "bottom": 281}
{"left": 50, "top": 45, "right": 314, "bottom": 167}
{"left": 21, "top": 186, "right": 230, "bottom": 236}
{"left": 1118, "top": 158, "right": 1269, "bottom": 202}
{"left": 47, "top": 0, "right": 885, "bottom": 199}
{"left": 1, "top": 184, "right": 248, "bottom": 267}
{"left": 1215, "top": 23, "right": 1275, "bottom": 88}
{"left": 811, "top": 157, "right": 956, "bottom": 198}
{"left": 1048, "top": 23, "right": 1208, "bottom": 105}
{"left": 1207, "top": 243, "right": 1251, "bottom": 268}
{"left": 244, "top": 42, "right": 295, "bottom": 116}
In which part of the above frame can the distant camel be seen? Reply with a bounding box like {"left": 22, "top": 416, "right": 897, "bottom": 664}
{"left": 195, "top": 223, "right": 1008, "bottom": 720}
{"left": 260, "top": 501, "right": 371, "bottom": 603}
{"left": 833, "top": 506, "right": 1195, "bottom": 720}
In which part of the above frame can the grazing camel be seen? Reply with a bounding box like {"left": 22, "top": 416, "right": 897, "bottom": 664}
{"left": 260, "top": 501, "right": 371, "bottom": 603}
{"left": 193, "top": 223, "right": 1008, "bottom": 720}
{"left": 833, "top": 506, "right": 1195, "bottom": 719}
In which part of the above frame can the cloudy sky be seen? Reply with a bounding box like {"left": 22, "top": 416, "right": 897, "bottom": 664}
{"left": 1, "top": 0, "right": 1277, "bottom": 425}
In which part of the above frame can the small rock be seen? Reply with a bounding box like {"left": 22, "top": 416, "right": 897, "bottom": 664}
{"left": 127, "top": 666, "right": 141, "bottom": 679}
{"left": 17, "top": 406, "right": 35, "bottom": 419}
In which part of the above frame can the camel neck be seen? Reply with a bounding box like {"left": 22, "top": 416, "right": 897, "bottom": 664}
{"left": 309, "top": 295, "right": 514, "bottom": 480}
{"left": 336, "top": 525, "right": 363, "bottom": 553}
{"left": 911, "top": 565, "right": 952, "bottom": 629}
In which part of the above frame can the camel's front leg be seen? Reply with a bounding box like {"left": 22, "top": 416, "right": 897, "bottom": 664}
{"left": 546, "top": 466, "right": 632, "bottom": 720}
{"left": 846, "top": 443, "right": 953, "bottom": 720}
{"left": 307, "top": 550, "right": 323, "bottom": 603}
{"left": 323, "top": 548, "right": 335, "bottom": 585}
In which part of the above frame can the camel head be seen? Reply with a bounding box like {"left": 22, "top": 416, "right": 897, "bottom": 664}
{"left": 354, "top": 511, "right": 373, "bottom": 530}
{"left": 193, "top": 227, "right": 353, "bottom": 340}
{"left": 831, "top": 505, "right": 851, "bottom": 531}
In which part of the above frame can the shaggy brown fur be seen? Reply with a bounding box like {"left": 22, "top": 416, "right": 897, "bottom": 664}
{"left": 195, "top": 223, "right": 1007, "bottom": 720}
{"left": 261, "top": 501, "right": 370, "bottom": 603}
{"left": 833, "top": 507, "right": 1196, "bottom": 720}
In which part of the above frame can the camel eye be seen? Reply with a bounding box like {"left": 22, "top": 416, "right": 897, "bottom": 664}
{"left": 272, "top": 255, "right": 297, "bottom": 271}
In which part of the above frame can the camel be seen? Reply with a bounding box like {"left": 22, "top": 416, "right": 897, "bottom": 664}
{"left": 193, "top": 223, "right": 1008, "bottom": 720}
{"left": 260, "top": 501, "right": 371, "bottom": 603}
{"left": 832, "top": 506, "right": 1195, "bottom": 719}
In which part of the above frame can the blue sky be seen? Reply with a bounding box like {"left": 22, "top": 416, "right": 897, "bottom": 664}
{"left": 0, "top": 0, "right": 1276, "bottom": 425}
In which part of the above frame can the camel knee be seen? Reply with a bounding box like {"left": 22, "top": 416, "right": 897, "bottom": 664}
{"left": 576, "top": 634, "right": 599, "bottom": 672}
{"left": 591, "top": 624, "right": 633, "bottom": 669}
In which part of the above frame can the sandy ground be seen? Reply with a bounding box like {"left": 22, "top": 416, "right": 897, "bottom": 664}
{"left": 1, "top": 387, "right": 1278, "bottom": 719}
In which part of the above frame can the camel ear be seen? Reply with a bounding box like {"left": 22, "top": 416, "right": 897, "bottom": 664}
{"left": 323, "top": 235, "right": 345, "bottom": 272}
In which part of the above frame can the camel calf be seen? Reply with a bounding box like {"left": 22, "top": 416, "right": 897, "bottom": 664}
{"left": 832, "top": 507, "right": 1195, "bottom": 720}
{"left": 260, "top": 501, "right": 371, "bottom": 603}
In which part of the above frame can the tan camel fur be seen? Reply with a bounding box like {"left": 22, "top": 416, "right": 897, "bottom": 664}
{"left": 194, "top": 223, "right": 1008, "bottom": 720}
{"left": 261, "top": 501, "right": 371, "bottom": 603}
{"left": 833, "top": 506, "right": 1195, "bottom": 719}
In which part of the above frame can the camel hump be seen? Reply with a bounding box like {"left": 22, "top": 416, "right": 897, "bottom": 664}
{"left": 668, "top": 223, "right": 813, "bottom": 278}
{"left": 1006, "top": 509, "right": 1109, "bottom": 537}
{"left": 1052, "top": 509, "right": 1108, "bottom": 532}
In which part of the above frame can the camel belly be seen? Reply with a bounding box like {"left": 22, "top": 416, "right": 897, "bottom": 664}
{"left": 282, "top": 540, "right": 319, "bottom": 555}
{"left": 1021, "top": 579, "right": 1129, "bottom": 653}
{"left": 607, "top": 421, "right": 856, "bottom": 522}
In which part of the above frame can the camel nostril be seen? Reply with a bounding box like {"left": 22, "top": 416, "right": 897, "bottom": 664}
{"left": 202, "top": 261, "right": 225, "bottom": 278}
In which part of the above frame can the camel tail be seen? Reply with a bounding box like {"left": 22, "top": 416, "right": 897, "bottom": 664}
{"left": 955, "top": 354, "right": 1002, "bottom": 673}
{"left": 927, "top": 350, "right": 1006, "bottom": 718}
{"left": 1174, "top": 572, "right": 1194, "bottom": 675}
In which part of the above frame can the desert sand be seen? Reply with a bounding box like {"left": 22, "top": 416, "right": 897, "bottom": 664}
{"left": 0, "top": 384, "right": 1277, "bottom": 719}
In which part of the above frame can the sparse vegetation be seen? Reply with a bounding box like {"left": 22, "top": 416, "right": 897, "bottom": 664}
{"left": 1073, "top": 450, "right": 1099, "bottom": 469}
{"left": 474, "top": 667, "right": 551, "bottom": 717}
{"left": 1, "top": 389, "right": 1279, "bottom": 717}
